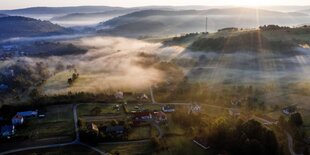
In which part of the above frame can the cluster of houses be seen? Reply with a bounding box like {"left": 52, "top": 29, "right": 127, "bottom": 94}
{"left": 132, "top": 111, "right": 168, "bottom": 125}
{"left": 0, "top": 110, "right": 44, "bottom": 139}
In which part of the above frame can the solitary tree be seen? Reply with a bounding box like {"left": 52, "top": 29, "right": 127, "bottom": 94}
{"left": 289, "top": 112, "right": 303, "bottom": 127}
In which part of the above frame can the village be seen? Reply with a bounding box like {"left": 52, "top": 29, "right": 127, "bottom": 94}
{"left": 0, "top": 86, "right": 307, "bottom": 155}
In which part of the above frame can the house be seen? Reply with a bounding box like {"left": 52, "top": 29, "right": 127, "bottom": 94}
{"left": 113, "top": 104, "right": 120, "bottom": 111}
{"left": 162, "top": 105, "right": 175, "bottom": 113}
{"left": 87, "top": 123, "right": 99, "bottom": 135}
{"left": 11, "top": 114, "right": 24, "bottom": 125}
{"left": 254, "top": 114, "right": 278, "bottom": 125}
{"left": 105, "top": 125, "right": 124, "bottom": 136}
{"left": 114, "top": 91, "right": 124, "bottom": 99}
{"left": 132, "top": 112, "right": 152, "bottom": 124}
{"left": 137, "top": 93, "right": 149, "bottom": 100}
{"left": 1, "top": 125, "right": 15, "bottom": 138}
{"left": 17, "top": 111, "right": 38, "bottom": 118}
{"left": 228, "top": 108, "right": 241, "bottom": 117}
{"left": 153, "top": 111, "right": 167, "bottom": 123}
{"left": 282, "top": 106, "right": 297, "bottom": 115}
{"left": 189, "top": 103, "right": 201, "bottom": 114}
{"left": 193, "top": 137, "right": 210, "bottom": 150}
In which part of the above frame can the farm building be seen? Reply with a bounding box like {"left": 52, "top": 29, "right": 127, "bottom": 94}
{"left": 153, "top": 111, "right": 167, "bottom": 123}
{"left": 17, "top": 111, "right": 38, "bottom": 118}
{"left": 282, "top": 106, "right": 297, "bottom": 115}
{"left": 11, "top": 114, "right": 24, "bottom": 125}
{"left": 114, "top": 91, "right": 124, "bottom": 99}
{"left": 87, "top": 123, "right": 99, "bottom": 135}
{"left": 162, "top": 105, "right": 175, "bottom": 113}
{"left": 228, "top": 108, "right": 241, "bottom": 117}
{"left": 132, "top": 112, "right": 152, "bottom": 124}
{"left": 105, "top": 125, "right": 125, "bottom": 136}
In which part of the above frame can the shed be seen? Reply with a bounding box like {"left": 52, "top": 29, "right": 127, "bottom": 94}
{"left": 17, "top": 111, "right": 38, "bottom": 118}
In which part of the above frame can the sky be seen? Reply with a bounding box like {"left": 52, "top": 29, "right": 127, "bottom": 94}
{"left": 1, "top": 0, "right": 310, "bottom": 10}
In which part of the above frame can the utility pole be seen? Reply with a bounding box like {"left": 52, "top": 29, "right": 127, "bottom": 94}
{"left": 205, "top": 16, "right": 208, "bottom": 36}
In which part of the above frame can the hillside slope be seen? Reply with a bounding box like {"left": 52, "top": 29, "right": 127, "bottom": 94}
{"left": 0, "top": 16, "right": 71, "bottom": 39}
{"left": 0, "top": 6, "right": 124, "bottom": 15}
{"left": 98, "top": 8, "right": 310, "bottom": 37}
{"left": 164, "top": 26, "right": 310, "bottom": 53}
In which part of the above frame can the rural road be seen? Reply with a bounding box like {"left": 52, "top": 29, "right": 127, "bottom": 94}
{"left": 285, "top": 131, "right": 303, "bottom": 155}
{"left": 152, "top": 123, "right": 163, "bottom": 138}
{"left": 0, "top": 104, "right": 106, "bottom": 155}
{"left": 0, "top": 142, "right": 76, "bottom": 155}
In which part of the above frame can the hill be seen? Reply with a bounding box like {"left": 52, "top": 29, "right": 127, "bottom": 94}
{"left": 0, "top": 6, "right": 124, "bottom": 15}
{"left": 0, "top": 16, "right": 72, "bottom": 40}
{"left": 0, "top": 14, "right": 8, "bottom": 18}
{"left": 51, "top": 9, "right": 137, "bottom": 21}
{"left": 98, "top": 8, "right": 310, "bottom": 37}
{"left": 164, "top": 25, "right": 310, "bottom": 53}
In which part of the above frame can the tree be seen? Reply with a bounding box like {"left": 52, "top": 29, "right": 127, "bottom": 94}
{"left": 68, "top": 78, "right": 73, "bottom": 85}
{"left": 289, "top": 113, "right": 303, "bottom": 127}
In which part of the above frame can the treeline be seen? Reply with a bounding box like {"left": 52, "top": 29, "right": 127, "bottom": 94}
{"left": 31, "top": 92, "right": 119, "bottom": 105}
{"left": 259, "top": 25, "right": 291, "bottom": 31}
{"left": 190, "top": 31, "right": 294, "bottom": 52}
{"left": 205, "top": 119, "right": 279, "bottom": 155}
{"left": 169, "top": 107, "right": 281, "bottom": 155}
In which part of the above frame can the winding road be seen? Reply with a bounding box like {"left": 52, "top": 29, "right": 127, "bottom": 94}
{"left": 285, "top": 131, "right": 303, "bottom": 155}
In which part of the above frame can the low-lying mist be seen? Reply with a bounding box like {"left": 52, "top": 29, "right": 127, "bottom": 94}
{"left": 25, "top": 36, "right": 185, "bottom": 95}
{"left": 2, "top": 36, "right": 310, "bottom": 96}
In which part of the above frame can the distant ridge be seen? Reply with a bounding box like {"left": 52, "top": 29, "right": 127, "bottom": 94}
{"left": 0, "top": 13, "right": 9, "bottom": 18}
{"left": 0, "top": 16, "right": 71, "bottom": 39}
{"left": 0, "top": 6, "right": 124, "bottom": 15}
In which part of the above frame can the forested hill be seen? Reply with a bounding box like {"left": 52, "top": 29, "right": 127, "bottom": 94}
{"left": 164, "top": 25, "right": 310, "bottom": 53}
{"left": 0, "top": 16, "right": 72, "bottom": 40}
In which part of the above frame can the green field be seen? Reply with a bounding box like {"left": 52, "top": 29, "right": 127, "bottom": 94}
{"left": 124, "top": 104, "right": 161, "bottom": 113}
{"left": 15, "top": 104, "right": 74, "bottom": 140}
{"left": 99, "top": 143, "right": 154, "bottom": 155}
{"left": 10, "top": 145, "right": 99, "bottom": 155}
{"left": 128, "top": 126, "right": 151, "bottom": 140}
{"left": 157, "top": 136, "right": 215, "bottom": 155}
{"left": 162, "top": 115, "right": 186, "bottom": 136}
{"left": 78, "top": 103, "right": 124, "bottom": 116}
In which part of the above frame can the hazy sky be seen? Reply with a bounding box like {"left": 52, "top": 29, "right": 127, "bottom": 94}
{"left": 1, "top": 0, "right": 310, "bottom": 10}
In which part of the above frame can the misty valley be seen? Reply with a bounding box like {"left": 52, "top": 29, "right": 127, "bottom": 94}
{"left": 0, "top": 4, "right": 309, "bottom": 155}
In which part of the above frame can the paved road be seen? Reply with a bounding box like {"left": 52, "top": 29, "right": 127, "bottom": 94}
{"left": 285, "top": 131, "right": 303, "bottom": 155}
{"left": 150, "top": 86, "right": 156, "bottom": 103}
{"left": 0, "top": 142, "right": 76, "bottom": 155}
{"left": 152, "top": 123, "right": 163, "bottom": 138}
{"left": 100, "top": 139, "right": 150, "bottom": 145}
{"left": 0, "top": 104, "right": 106, "bottom": 155}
